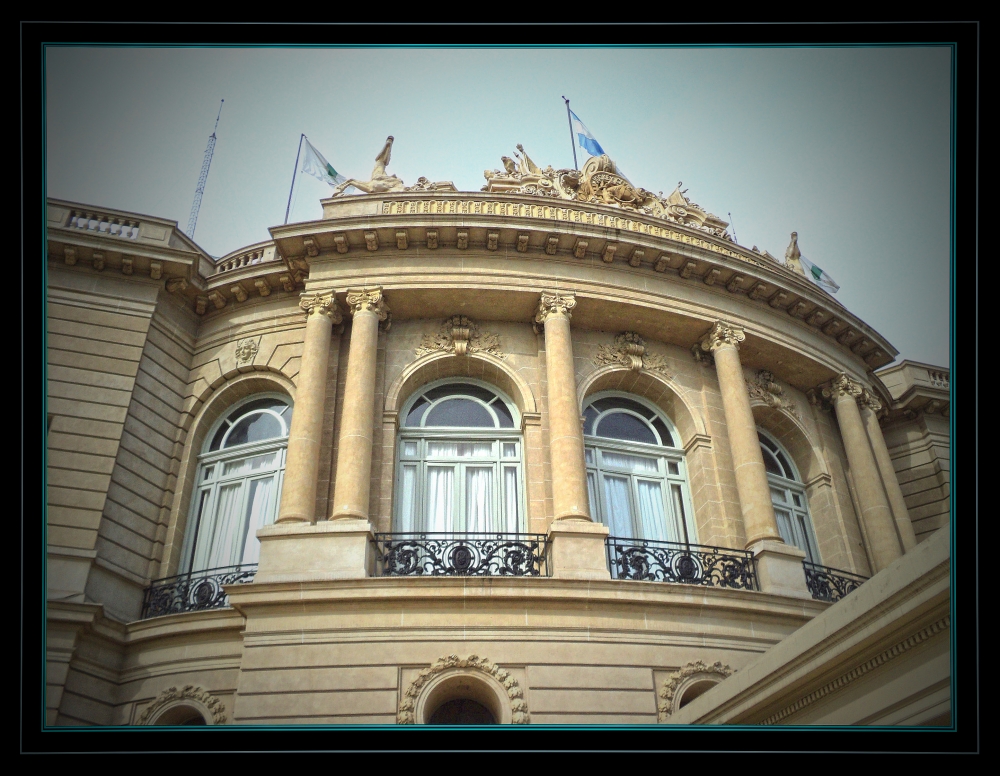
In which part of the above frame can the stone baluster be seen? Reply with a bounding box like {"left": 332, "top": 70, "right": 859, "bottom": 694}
{"left": 859, "top": 387, "right": 917, "bottom": 552}
{"left": 330, "top": 288, "right": 389, "bottom": 521}
{"left": 276, "top": 291, "right": 341, "bottom": 523}
{"left": 823, "top": 374, "right": 903, "bottom": 571}
{"left": 700, "top": 321, "right": 810, "bottom": 598}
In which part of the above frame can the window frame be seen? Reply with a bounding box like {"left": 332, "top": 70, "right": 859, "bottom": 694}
{"left": 394, "top": 379, "right": 526, "bottom": 534}
{"left": 583, "top": 391, "right": 696, "bottom": 545}
{"left": 758, "top": 428, "right": 821, "bottom": 563}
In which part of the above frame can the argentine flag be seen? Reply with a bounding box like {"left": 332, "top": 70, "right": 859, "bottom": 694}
{"left": 799, "top": 255, "right": 840, "bottom": 294}
{"left": 301, "top": 138, "right": 348, "bottom": 187}
{"left": 570, "top": 110, "right": 606, "bottom": 157}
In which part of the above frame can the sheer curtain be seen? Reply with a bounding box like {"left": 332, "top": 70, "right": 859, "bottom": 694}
{"left": 240, "top": 476, "right": 275, "bottom": 565}
{"left": 503, "top": 466, "right": 520, "bottom": 534}
{"left": 195, "top": 482, "right": 243, "bottom": 570}
{"left": 602, "top": 475, "right": 634, "bottom": 537}
{"left": 635, "top": 480, "right": 667, "bottom": 541}
{"left": 426, "top": 466, "right": 454, "bottom": 533}
{"left": 465, "top": 467, "right": 492, "bottom": 532}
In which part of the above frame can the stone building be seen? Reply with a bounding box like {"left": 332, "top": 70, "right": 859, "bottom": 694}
{"left": 44, "top": 146, "right": 951, "bottom": 727}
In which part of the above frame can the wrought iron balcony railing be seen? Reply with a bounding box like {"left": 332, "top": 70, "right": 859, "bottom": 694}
{"left": 141, "top": 564, "right": 258, "bottom": 620}
{"left": 606, "top": 537, "right": 758, "bottom": 591}
{"left": 802, "top": 561, "right": 869, "bottom": 603}
{"left": 373, "top": 533, "right": 549, "bottom": 578}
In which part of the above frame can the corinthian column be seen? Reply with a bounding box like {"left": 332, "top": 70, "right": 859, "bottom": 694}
{"left": 535, "top": 292, "right": 590, "bottom": 521}
{"left": 330, "top": 288, "right": 389, "bottom": 521}
{"left": 824, "top": 374, "right": 903, "bottom": 571}
{"left": 858, "top": 390, "right": 916, "bottom": 551}
{"left": 700, "top": 321, "right": 782, "bottom": 547}
{"left": 277, "top": 291, "right": 340, "bottom": 524}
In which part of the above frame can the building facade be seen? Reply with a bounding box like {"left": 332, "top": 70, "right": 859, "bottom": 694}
{"left": 44, "top": 147, "right": 951, "bottom": 727}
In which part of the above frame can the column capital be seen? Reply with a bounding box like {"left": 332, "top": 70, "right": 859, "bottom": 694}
{"left": 345, "top": 287, "right": 390, "bottom": 320}
{"left": 700, "top": 320, "right": 745, "bottom": 353}
{"left": 860, "top": 388, "right": 883, "bottom": 413}
{"left": 299, "top": 291, "right": 342, "bottom": 323}
{"left": 822, "top": 372, "right": 864, "bottom": 401}
{"left": 534, "top": 291, "right": 577, "bottom": 325}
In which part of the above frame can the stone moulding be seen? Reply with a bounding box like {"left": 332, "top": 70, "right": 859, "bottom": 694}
{"left": 594, "top": 331, "right": 671, "bottom": 376}
{"left": 135, "top": 684, "right": 227, "bottom": 725}
{"left": 415, "top": 315, "right": 507, "bottom": 360}
{"left": 657, "top": 660, "right": 734, "bottom": 722}
{"left": 397, "top": 654, "right": 529, "bottom": 724}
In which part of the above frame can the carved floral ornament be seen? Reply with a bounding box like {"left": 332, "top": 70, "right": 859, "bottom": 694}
{"left": 298, "top": 291, "right": 342, "bottom": 322}
{"left": 700, "top": 321, "right": 746, "bottom": 353}
{"left": 397, "top": 654, "right": 530, "bottom": 724}
{"left": 135, "top": 684, "right": 227, "bottom": 725}
{"left": 415, "top": 316, "right": 507, "bottom": 360}
{"left": 595, "top": 332, "right": 671, "bottom": 376}
{"left": 746, "top": 369, "right": 799, "bottom": 419}
{"left": 234, "top": 337, "right": 259, "bottom": 365}
{"left": 657, "top": 661, "right": 734, "bottom": 722}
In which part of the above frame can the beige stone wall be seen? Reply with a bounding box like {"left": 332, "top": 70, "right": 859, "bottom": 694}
{"left": 883, "top": 413, "right": 950, "bottom": 543}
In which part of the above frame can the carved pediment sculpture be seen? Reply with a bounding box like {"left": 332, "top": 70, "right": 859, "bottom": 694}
{"left": 594, "top": 332, "right": 671, "bottom": 376}
{"left": 416, "top": 315, "right": 507, "bottom": 360}
{"left": 746, "top": 368, "right": 799, "bottom": 418}
{"left": 330, "top": 136, "right": 456, "bottom": 197}
{"left": 482, "top": 148, "right": 733, "bottom": 241}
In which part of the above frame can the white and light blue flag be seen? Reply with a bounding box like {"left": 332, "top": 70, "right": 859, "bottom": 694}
{"left": 301, "top": 138, "right": 348, "bottom": 187}
{"left": 799, "top": 255, "right": 840, "bottom": 294}
{"left": 569, "top": 110, "right": 606, "bottom": 157}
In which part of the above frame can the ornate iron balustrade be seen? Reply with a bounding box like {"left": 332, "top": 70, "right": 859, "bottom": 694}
{"left": 606, "top": 537, "right": 758, "bottom": 591}
{"left": 141, "top": 564, "right": 257, "bottom": 619}
{"left": 803, "top": 561, "right": 869, "bottom": 603}
{"left": 373, "top": 533, "right": 549, "bottom": 577}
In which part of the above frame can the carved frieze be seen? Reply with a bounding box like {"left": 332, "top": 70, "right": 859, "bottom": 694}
{"left": 136, "top": 685, "right": 227, "bottom": 725}
{"left": 595, "top": 332, "right": 671, "bottom": 376}
{"left": 415, "top": 315, "right": 507, "bottom": 360}
{"left": 398, "top": 654, "right": 529, "bottom": 725}
{"left": 746, "top": 369, "right": 799, "bottom": 418}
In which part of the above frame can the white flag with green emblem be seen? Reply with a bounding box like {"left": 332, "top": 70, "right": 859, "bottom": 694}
{"left": 301, "top": 138, "right": 348, "bottom": 187}
{"left": 799, "top": 255, "right": 840, "bottom": 294}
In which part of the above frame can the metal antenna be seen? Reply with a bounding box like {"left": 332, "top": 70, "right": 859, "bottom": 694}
{"left": 187, "top": 99, "right": 224, "bottom": 238}
{"left": 728, "top": 212, "right": 738, "bottom": 245}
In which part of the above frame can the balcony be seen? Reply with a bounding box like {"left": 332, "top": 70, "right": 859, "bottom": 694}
{"left": 802, "top": 561, "right": 869, "bottom": 603}
{"left": 140, "top": 564, "right": 258, "bottom": 619}
{"left": 606, "top": 537, "right": 759, "bottom": 591}
{"left": 373, "top": 533, "right": 549, "bottom": 577}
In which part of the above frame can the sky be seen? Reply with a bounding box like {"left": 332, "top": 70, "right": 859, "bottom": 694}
{"left": 44, "top": 46, "right": 952, "bottom": 368}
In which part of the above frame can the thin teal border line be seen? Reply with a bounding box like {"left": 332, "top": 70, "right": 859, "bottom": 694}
{"left": 38, "top": 39, "right": 961, "bottom": 737}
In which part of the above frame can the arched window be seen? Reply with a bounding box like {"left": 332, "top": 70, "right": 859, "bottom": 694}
{"left": 181, "top": 394, "right": 292, "bottom": 572}
{"left": 758, "top": 429, "right": 820, "bottom": 563}
{"left": 396, "top": 380, "right": 523, "bottom": 534}
{"left": 583, "top": 393, "right": 695, "bottom": 544}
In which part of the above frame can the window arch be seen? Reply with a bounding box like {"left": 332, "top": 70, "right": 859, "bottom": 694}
{"left": 395, "top": 380, "right": 524, "bottom": 534}
{"left": 181, "top": 394, "right": 292, "bottom": 572}
{"left": 583, "top": 392, "right": 696, "bottom": 545}
{"left": 759, "top": 429, "right": 820, "bottom": 563}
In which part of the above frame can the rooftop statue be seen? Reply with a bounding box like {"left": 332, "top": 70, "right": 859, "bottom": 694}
{"left": 482, "top": 148, "right": 732, "bottom": 241}
{"left": 331, "top": 136, "right": 456, "bottom": 197}
{"left": 785, "top": 232, "right": 806, "bottom": 276}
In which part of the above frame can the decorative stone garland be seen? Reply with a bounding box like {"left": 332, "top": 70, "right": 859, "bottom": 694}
{"left": 398, "top": 654, "right": 529, "bottom": 724}
{"left": 136, "top": 684, "right": 227, "bottom": 725}
{"left": 657, "top": 660, "right": 734, "bottom": 722}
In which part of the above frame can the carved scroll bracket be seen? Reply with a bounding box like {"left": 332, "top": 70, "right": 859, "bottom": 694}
{"left": 595, "top": 331, "right": 671, "bottom": 376}
{"left": 415, "top": 315, "right": 507, "bottom": 360}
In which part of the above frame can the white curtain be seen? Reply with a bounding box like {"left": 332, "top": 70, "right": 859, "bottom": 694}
{"left": 240, "top": 476, "right": 275, "bottom": 565}
{"left": 503, "top": 466, "right": 520, "bottom": 534}
{"left": 465, "top": 466, "right": 492, "bottom": 533}
{"left": 602, "top": 475, "right": 634, "bottom": 538}
{"left": 774, "top": 506, "right": 795, "bottom": 548}
{"left": 670, "top": 484, "right": 690, "bottom": 545}
{"left": 398, "top": 464, "right": 418, "bottom": 532}
{"left": 426, "top": 441, "right": 492, "bottom": 458}
{"left": 586, "top": 472, "right": 599, "bottom": 526}
{"left": 426, "top": 466, "right": 454, "bottom": 533}
{"left": 196, "top": 482, "right": 243, "bottom": 570}
{"left": 601, "top": 451, "right": 658, "bottom": 473}
{"left": 635, "top": 480, "right": 667, "bottom": 542}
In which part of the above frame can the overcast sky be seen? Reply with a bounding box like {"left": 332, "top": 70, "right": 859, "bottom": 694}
{"left": 45, "top": 46, "right": 951, "bottom": 368}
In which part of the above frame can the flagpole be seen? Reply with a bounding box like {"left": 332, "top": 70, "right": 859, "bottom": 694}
{"left": 562, "top": 96, "right": 578, "bottom": 171}
{"left": 284, "top": 133, "right": 305, "bottom": 225}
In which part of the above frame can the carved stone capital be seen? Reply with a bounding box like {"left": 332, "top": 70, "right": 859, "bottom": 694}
{"left": 345, "top": 287, "right": 389, "bottom": 321}
{"left": 700, "top": 321, "right": 745, "bottom": 353}
{"left": 299, "top": 291, "right": 342, "bottom": 322}
{"left": 822, "top": 373, "right": 864, "bottom": 402}
{"left": 534, "top": 291, "right": 576, "bottom": 325}
{"left": 860, "top": 388, "right": 883, "bottom": 413}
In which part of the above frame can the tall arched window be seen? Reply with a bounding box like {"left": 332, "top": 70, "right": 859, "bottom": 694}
{"left": 396, "top": 380, "right": 524, "bottom": 534}
{"left": 758, "top": 429, "right": 820, "bottom": 563}
{"left": 583, "top": 392, "right": 696, "bottom": 544}
{"left": 181, "top": 394, "right": 292, "bottom": 572}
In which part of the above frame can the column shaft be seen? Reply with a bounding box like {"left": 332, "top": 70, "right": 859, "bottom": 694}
{"left": 537, "top": 294, "right": 590, "bottom": 521}
{"left": 277, "top": 292, "right": 339, "bottom": 524}
{"left": 861, "top": 404, "right": 917, "bottom": 551}
{"left": 827, "top": 377, "right": 902, "bottom": 571}
{"left": 710, "top": 340, "right": 782, "bottom": 547}
{"left": 331, "top": 289, "right": 387, "bottom": 521}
